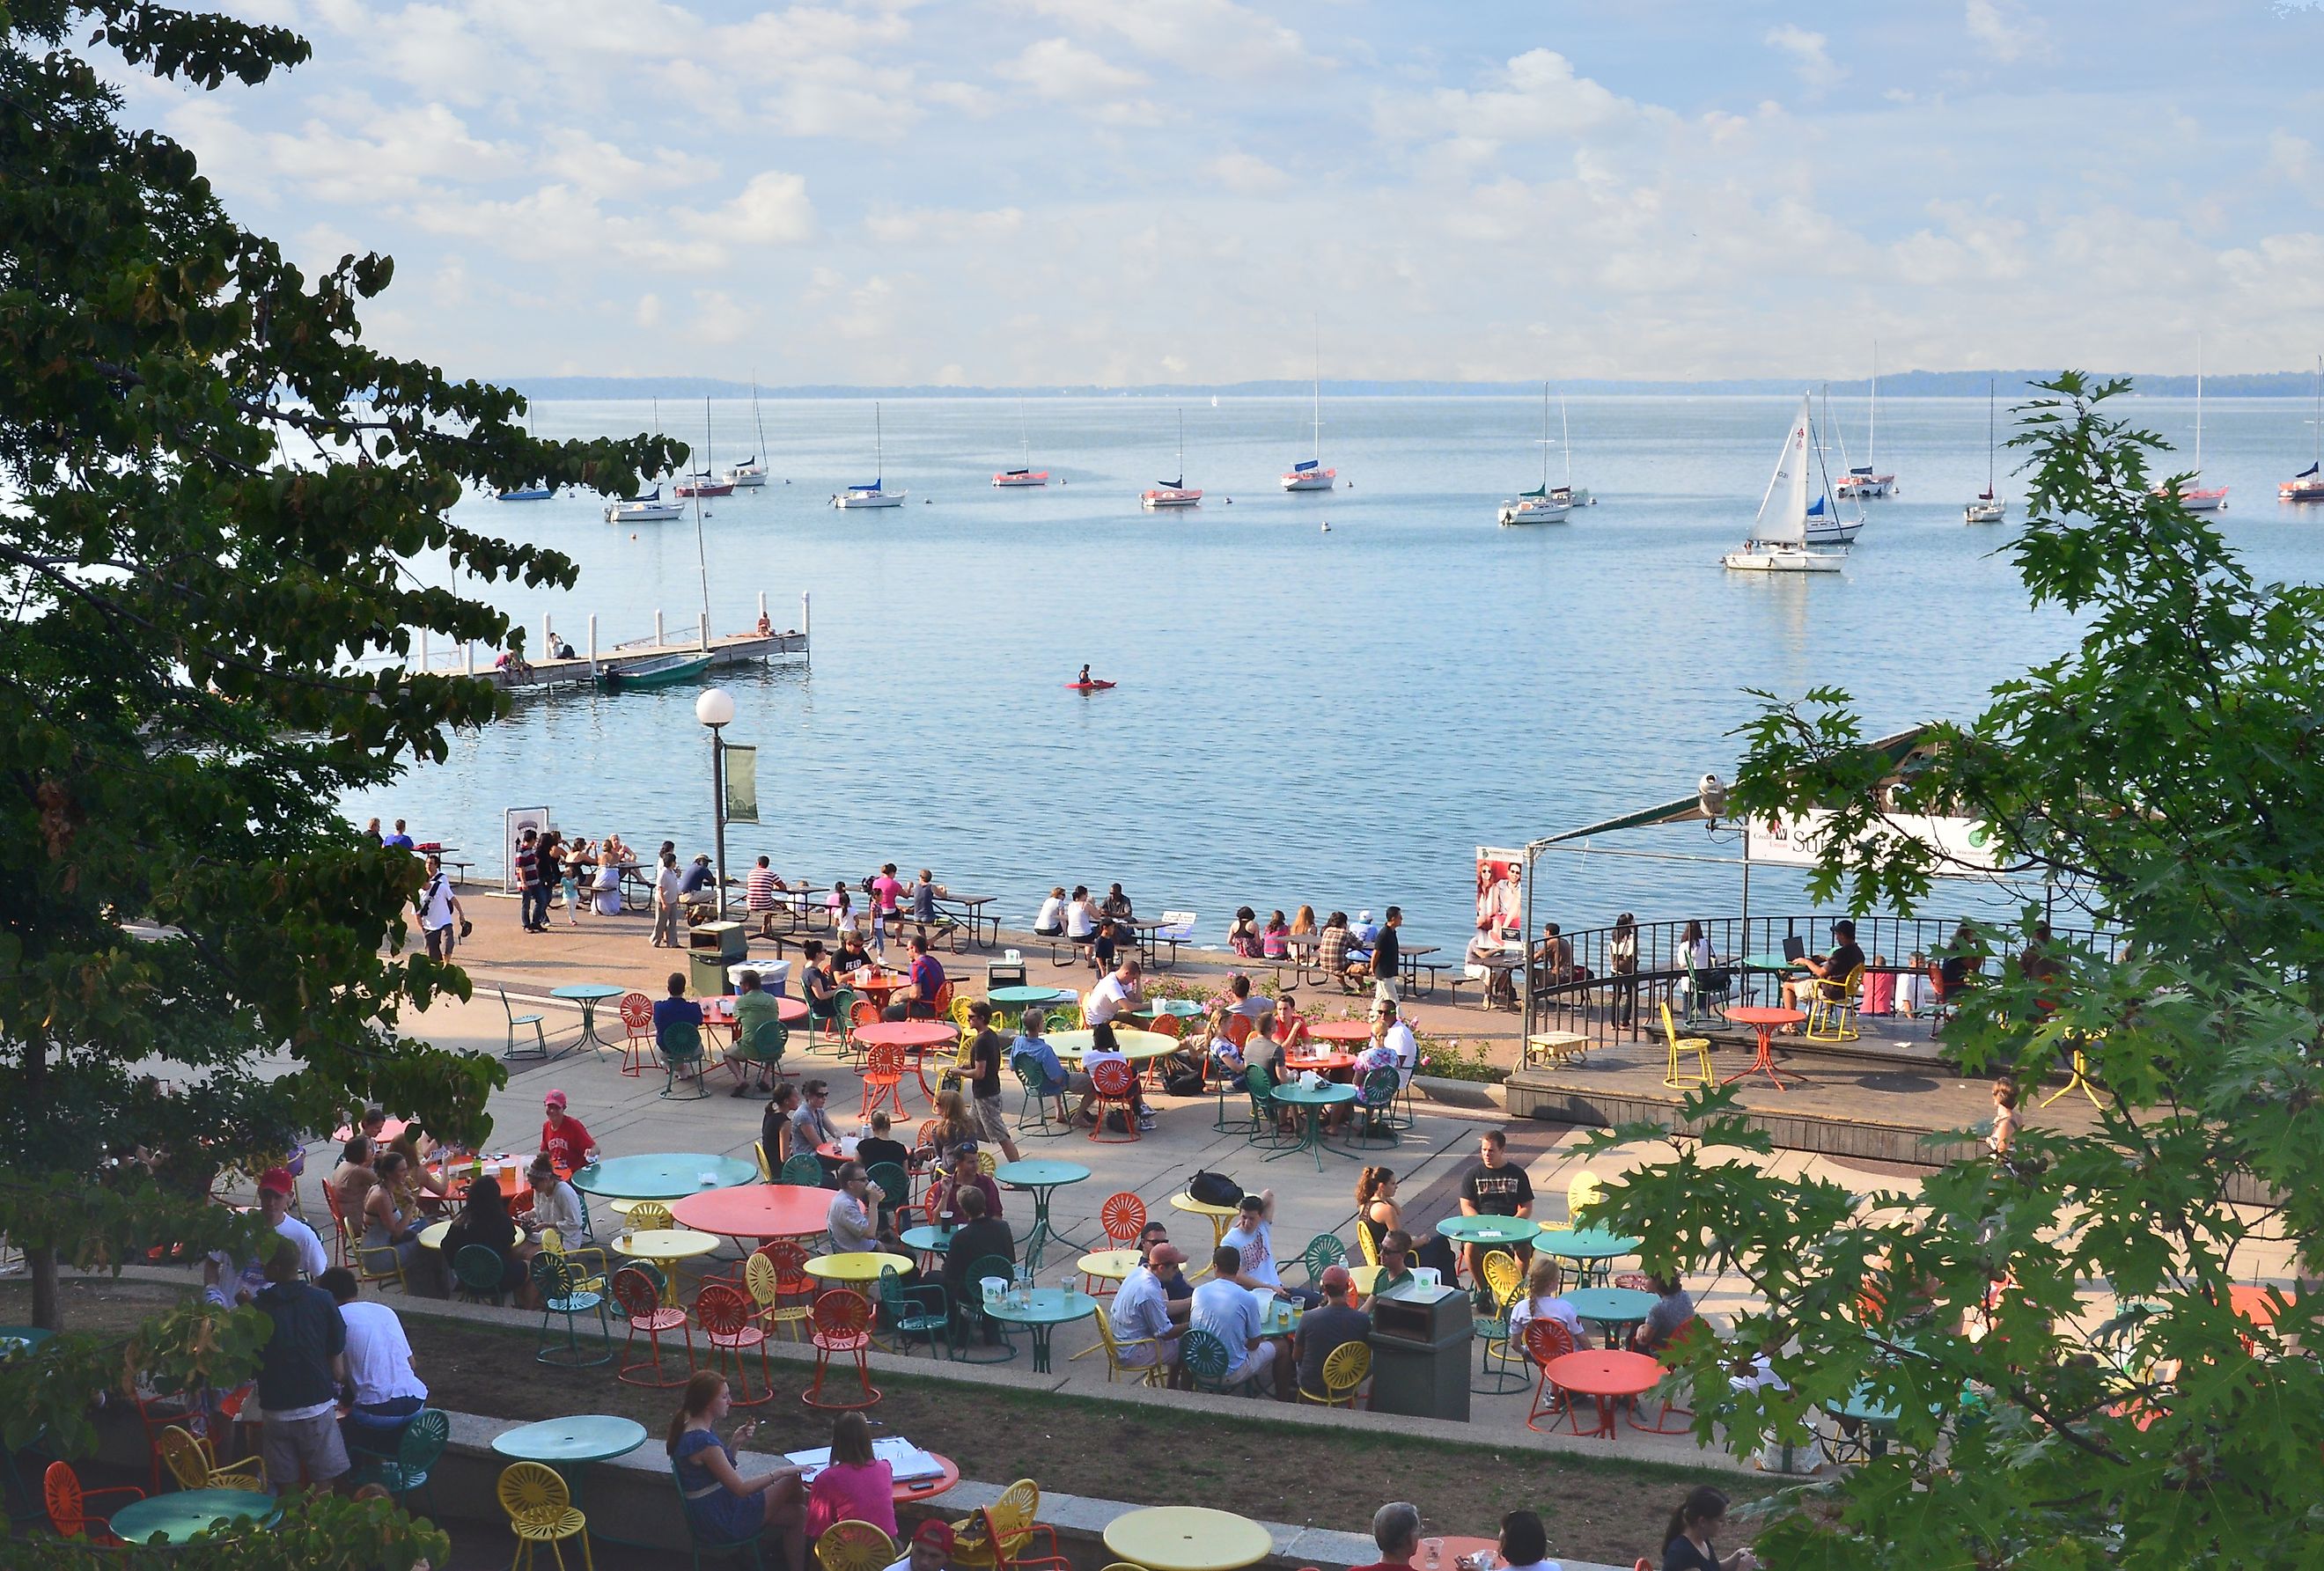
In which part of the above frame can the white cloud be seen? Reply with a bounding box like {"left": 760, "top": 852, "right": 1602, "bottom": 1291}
{"left": 1376, "top": 48, "right": 1665, "bottom": 157}
{"left": 1202, "top": 151, "right": 1290, "bottom": 195}
{"left": 863, "top": 205, "right": 1025, "bottom": 244}
{"left": 1966, "top": 0, "right": 2048, "bottom": 64}
{"left": 636, "top": 292, "right": 664, "bottom": 328}
{"left": 707, "top": 173, "right": 817, "bottom": 246}
{"left": 1023, "top": 0, "right": 1314, "bottom": 77}
{"left": 1765, "top": 24, "right": 1842, "bottom": 87}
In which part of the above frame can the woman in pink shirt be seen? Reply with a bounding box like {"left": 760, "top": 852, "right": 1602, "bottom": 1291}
{"left": 803, "top": 1412, "right": 895, "bottom": 1539}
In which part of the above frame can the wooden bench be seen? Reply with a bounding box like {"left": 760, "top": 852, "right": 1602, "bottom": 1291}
{"left": 1525, "top": 1031, "right": 1591, "bottom": 1069}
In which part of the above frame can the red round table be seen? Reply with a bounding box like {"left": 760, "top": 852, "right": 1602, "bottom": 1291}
{"left": 704, "top": 995, "right": 810, "bottom": 1029}
{"left": 1722, "top": 1006, "right": 1805, "bottom": 1091}
{"left": 843, "top": 970, "right": 911, "bottom": 1007}
{"left": 1543, "top": 1348, "right": 1663, "bottom": 1438}
{"left": 891, "top": 1451, "right": 960, "bottom": 1504}
{"left": 1305, "top": 1020, "right": 1373, "bottom": 1045}
{"left": 1426, "top": 1536, "right": 1502, "bottom": 1571}
{"left": 1284, "top": 1051, "right": 1357, "bottom": 1076}
{"left": 851, "top": 1021, "right": 958, "bottom": 1050}
{"left": 671, "top": 1184, "right": 832, "bottom": 1240}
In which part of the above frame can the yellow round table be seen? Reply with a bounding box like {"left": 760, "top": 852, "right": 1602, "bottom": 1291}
{"left": 1077, "top": 1247, "right": 1141, "bottom": 1286}
{"left": 1103, "top": 1506, "right": 1274, "bottom": 1571}
{"left": 1049, "top": 1028, "right": 1180, "bottom": 1063}
{"left": 1170, "top": 1192, "right": 1241, "bottom": 1276}
{"left": 802, "top": 1252, "right": 914, "bottom": 1295}
{"left": 613, "top": 1228, "right": 721, "bottom": 1304}
{"left": 416, "top": 1221, "right": 523, "bottom": 1250}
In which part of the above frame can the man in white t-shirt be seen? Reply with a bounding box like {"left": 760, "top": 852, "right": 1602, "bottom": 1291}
{"left": 320, "top": 1266, "right": 429, "bottom": 1450}
{"left": 205, "top": 1167, "right": 329, "bottom": 1306}
{"left": 1191, "top": 1245, "right": 1283, "bottom": 1396}
{"left": 1379, "top": 1001, "right": 1419, "bottom": 1089}
{"left": 1218, "top": 1189, "right": 1321, "bottom": 1309}
{"left": 652, "top": 852, "right": 684, "bottom": 947}
{"left": 1110, "top": 1243, "right": 1188, "bottom": 1377}
{"left": 418, "top": 855, "right": 463, "bottom": 962}
{"left": 1084, "top": 958, "right": 1143, "bottom": 1025}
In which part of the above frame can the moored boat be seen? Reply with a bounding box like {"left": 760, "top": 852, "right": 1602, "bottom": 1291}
{"left": 599, "top": 652, "right": 712, "bottom": 692}
{"left": 2282, "top": 356, "right": 2324, "bottom": 503}
{"left": 835, "top": 402, "right": 907, "bottom": 508}
{"left": 1724, "top": 393, "right": 1851, "bottom": 574}
{"left": 605, "top": 485, "right": 683, "bottom": 523}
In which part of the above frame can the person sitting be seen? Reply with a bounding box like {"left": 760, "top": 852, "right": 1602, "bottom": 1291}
{"left": 923, "top": 1090, "right": 980, "bottom": 1169}
{"left": 653, "top": 972, "right": 706, "bottom": 1061}
{"left": 327, "top": 1136, "right": 378, "bottom": 1222}
{"left": 1210, "top": 973, "right": 1271, "bottom": 1022}
{"left": 1632, "top": 1274, "right": 1698, "bottom": 1354}
{"left": 1353, "top": 1167, "right": 1460, "bottom": 1281}
{"left": 804, "top": 1411, "right": 895, "bottom": 1540}
{"left": 744, "top": 856, "right": 787, "bottom": 939}
{"left": 1111, "top": 1240, "right": 1189, "bottom": 1382}
{"left": 1085, "top": 956, "right": 1143, "bottom": 1025}
{"left": 1100, "top": 882, "right": 1134, "bottom": 922}
{"left": 1009, "top": 1008, "right": 1071, "bottom": 1101}
{"left": 1218, "top": 1189, "right": 1321, "bottom": 1309}
{"left": 1782, "top": 918, "right": 1866, "bottom": 1019}
{"left": 1033, "top": 885, "right": 1069, "bottom": 940}
{"left": 1503, "top": 1256, "right": 1585, "bottom": 1344}
{"left": 1227, "top": 907, "right": 1261, "bottom": 958}
{"left": 905, "top": 868, "right": 948, "bottom": 946}
{"left": 358, "top": 1150, "right": 426, "bottom": 1278}
{"left": 1273, "top": 994, "right": 1312, "bottom": 1051}
{"left": 833, "top": 929, "right": 872, "bottom": 974}
{"left": 1531, "top": 921, "right": 1577, "bottom": 989}
{"left": 825, "top": 1163, "right": 880, "bottom": 1255}
{"left": 678, "top": 853, "right": 718, "bottom": 910}
{"left": 727, "top": 970, "right": 785, "bottom": 1098}
{"left": 320, "top": 1266, "right": 427, "bottom": 1454}
{"left": 883, "top": 935, "right": 945, "bottom": 1022}
{"left": 442, "top": 1174, "right": 538, "bottom": 1308}
{"left": 761, "top": 1084, "right": 803, "bottom": 1170}
{"left": 1376, "top": 1000, "right": 1418, "bottom": 1089}
{"left": 886, "top": 1520, "right": 954, "bottom": 1571}
{"left": 1372, "top": 1229, "right": 1418, "bottom": 1296}
{"left": 1198, "top": 1005, "right": 1247, "bottom": 1083}
{"left": 1261, "top": 910, "right": 1291, "bottom": 959}
{"left": 1070, "top": 1021, "right": 1153, "bottom": 1132}
{"left": 1352, "top": 1502, "right": 1422, "bottom": 1571}
{"left": 800, "top": 942, "right": 839, "bottom": 1037}
{"left": 1466, "top": 920, "right": 1517, "bottom": 1009}
{"left": 1063, "top": 886, "right": 1099, "bottom": 966}
{"left": 1661, "top": 1486, "right": 1757, "bottom": 1571}
{"left": 1137, "top": 1222, "right": 1195, "bottom": 1324}
{"left": 1317, "top": 911, "right": 1355, "bottom": 988}
{"left": 938, "top": 1186, "right": 1014, "bottom": 1345}
{"left": 1190, "top": 1244, "right": 1285, "bottom": 1398}
{"left": 1350, "top": 910, "right": 1381, "bottom": 950}
{"left": 667, "top": 1371, "right": 807, "bottom": 1565}
{"left": 526, "top": 1155, "right": 588, "bottom": 1240}
{"left": 932, "top": 1143, "right": 1004, "bottom": 1225}
{"left": 791, "top": 1080, "right": 841, "bottom": 1152}
{"left": 1294, "top": 1265, "right": 1370, "bottom": 1400}
{"left": 1468, "top": 1510, "right": 1559, "bottom": 1571}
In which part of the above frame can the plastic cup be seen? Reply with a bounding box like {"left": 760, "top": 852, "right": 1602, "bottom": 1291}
{"left": 1423, "top": 1542, "right": 1443, "bottom": 1571}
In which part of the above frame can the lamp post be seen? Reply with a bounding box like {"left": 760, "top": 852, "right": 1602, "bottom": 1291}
{"left": 696, "top": 686, "right": 736, "bottom": 920}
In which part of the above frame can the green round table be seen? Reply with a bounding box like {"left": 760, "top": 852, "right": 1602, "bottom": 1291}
{"left": 1131, "top": 998, "right": 1203, "bottom": 1020}
{"left": 571, "top": 1153, "right": 757, "bottom": 1200}
{"left": 1436, "top": 1215, "right": 1540, "bottom": 1247}
{"left": 108, "top": 1488, "right": 278, "bottom": 1545}
{"left": 1564, "top": 1286, "right": 1657, "bottom": 1346}
{"left": 493, "top": 1415, "right": 649, "bottom": 1544}
{"left": 900, "top": 1223, "right": 955, "bottom": 1267}
{"left": 551, "top": 983, "right": 629, "bottom": 1049}
{"left": 1266, "top": 1081, "right": 1357, "bottom": 1171}
{"left": 989, "top": 986, "right": 1076, "bottom": 1008}
{"left": 983, "top": 1286, "right": 1098, "bottom": 1373}
{"left": 1534, "top": 1225, "right": 1643, "bottom": 1288}
{"left": 994, "top": 1159, "right": 1091, "bottom": 1270}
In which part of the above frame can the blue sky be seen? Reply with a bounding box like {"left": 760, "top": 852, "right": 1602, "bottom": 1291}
{"left": 116, "top": 1, "right": 2324, "bottom": 384}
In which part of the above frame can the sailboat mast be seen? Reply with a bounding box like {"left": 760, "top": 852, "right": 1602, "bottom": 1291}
{"left": 1868, "top": 341, "right": 1878, "bottom": 470}
{"left": 1177, "top": 407, "right": 1185, "bottom": 486}
{"left": 875, "top": 401, "right": 884, "bottom": 483}
{"left": 2314, "top": 354, "right": 2321, "bottom": 467}
{"left": 1311, "top": 322, "right": 1322, "bottom": 463}
{"left": 1560, "top": 393, "right": 1572, "bottom": 489}
{"left": 1019, "top": 397, "right": 1030, "bottom": 466}
{"left": 1987, "top": 378, "right": 1996, "bottom": 494}
{"left": 2195, "top": 336, "right": 2204, "bottom": 474}
{"left": 694, "top": 398, "right": 711, "bottom": 633}
{"left": 1540, "top": 383, "right": 1550, "bottom": 489}
{"left": 752, "top": 378, "right": 766, "bottom": 463}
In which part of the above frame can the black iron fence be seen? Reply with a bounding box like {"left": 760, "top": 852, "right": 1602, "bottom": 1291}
{"left": 1521, "top": 912, "right": 2116, "bottom": 1044}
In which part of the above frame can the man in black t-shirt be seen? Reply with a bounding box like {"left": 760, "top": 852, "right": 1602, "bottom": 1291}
{"left": 963, "top": 1000, "right": 1023, "bottom": 1164}
{"left": 1457, "top": 1129, "right": 1535, "bottom": 1290}
{"left": 1783, "top": 919, "right": 1866, "bottom": 1019}
{"left": 254, "top": 1238, "right": 349, "bottom": 1493}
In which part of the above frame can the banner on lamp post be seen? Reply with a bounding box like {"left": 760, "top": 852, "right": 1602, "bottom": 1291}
{"left": 1745, "top": 809, "right": 2002, "bottom": 874}
{"left": 723, "top": 744, "right": 759, "bottom": 824}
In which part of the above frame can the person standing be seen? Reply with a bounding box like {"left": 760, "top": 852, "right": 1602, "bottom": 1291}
{"left": 254, "top": 1239, "right": 349, "bottom": 1494}
{"left": 418, "top": 855, "right": 463, "bottom": 962}
{"left": 1370, "top": 907, "right": 1403, "bottom": 1002}
{"left": 515, "top": 828, "right": 546, "bottom": 933}
{"left": 653, "top": 851, "right": 684, "bottom": 948}
{"left": 1609, "top": 912, "right": 1639, "bottom": 1026}
{"left": 963, "top": 1001, "right": 1023, "bottom": 1163}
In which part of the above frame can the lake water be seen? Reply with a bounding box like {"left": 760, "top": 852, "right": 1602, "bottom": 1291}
{"left": 346, "top": 392, "right": 2323, "bottom": 949}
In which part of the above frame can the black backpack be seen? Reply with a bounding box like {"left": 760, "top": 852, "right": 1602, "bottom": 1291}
{"left": 1187, "top": 1170, "right": 1243, "bottom": 1208}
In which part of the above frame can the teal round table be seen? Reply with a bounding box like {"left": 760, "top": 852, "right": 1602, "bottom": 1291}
{"left": 989, "top": 986, "right": 1075, "bottom": 1009}
{"left": 984, "top": 1286, "right": 1098, "bottom": 1373}
{"left": 1267, "top": 1082, "right": 1357, "bottom": 1171}
{"left": 994, "top": 1159, "right": 1091, "bottom": 1270}
{"left": 1131, "top": 998, "right": 1203, "bottom": 1020}
{"left": 108, "top": 1488, "right": 278, "bottom": 1545}
{"left": 552, "top": 983, "right": 629, "bottom": 1049}
{"left": 1534, "top": 1226, "right": 1642, "bottom": 1288}
{"left": 1741, "top": 952, "right": 1804, "bottom": 1005}
{"left": 1565, "top": 1286, "right": 1657, "bottom": 1346}
{"left": 572, "top": 1153, "right": 756, "bottom": 1200}
{"left": 493, "top": 1415, "right": 650, "bottom": 1546}
{"left": 0, "top": 1325, "right": 55, "bottom": 1356}
{"left": 1436, "top": 1215, "right": 1540, "bottom": 1247}
{"left": 900, "top": 1223, "right": 955, "bottom": 1269}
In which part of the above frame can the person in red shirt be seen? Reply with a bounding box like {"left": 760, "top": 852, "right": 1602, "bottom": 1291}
{"left": 1349, "top": 1502, "right": 1421, "bottom": 1571}
{"left": 539, "top": 1089, "right": 598, "bottom": 1171}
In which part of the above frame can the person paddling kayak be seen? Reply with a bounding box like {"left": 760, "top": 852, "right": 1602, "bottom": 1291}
{"left": 1069, "top": 664, "right": 1116, "bottom": 692}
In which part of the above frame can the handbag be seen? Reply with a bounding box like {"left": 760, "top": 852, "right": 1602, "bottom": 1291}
{"left": 1187, "top": 1170, "right": 1243, "bottom": 1208}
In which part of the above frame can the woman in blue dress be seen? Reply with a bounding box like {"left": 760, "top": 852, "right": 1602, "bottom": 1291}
{"left": 667, "top": 1371, "right": 807, "bottom": 1566}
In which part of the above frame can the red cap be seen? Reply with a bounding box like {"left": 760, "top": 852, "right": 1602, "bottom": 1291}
{"left": 256, "top": 1167, "right": 295, "bottom": 1195}
{"left": 915, "top": 1522, "right": 955, "bottom": 1552}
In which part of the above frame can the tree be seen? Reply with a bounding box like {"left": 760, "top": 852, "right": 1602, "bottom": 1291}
{"left": 0, "top": 0, "right": 676, "bottom": 1551}
{"left": 1587, "top": 375, "right": 2324, "bottom": 1568}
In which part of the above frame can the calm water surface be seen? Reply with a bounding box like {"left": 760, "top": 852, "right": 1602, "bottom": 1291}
{"left": 346, "top": 393, "right": 2324, "bottom": 948}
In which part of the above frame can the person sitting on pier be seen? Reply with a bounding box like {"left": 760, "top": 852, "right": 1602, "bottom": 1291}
{"left": 756, "top": 611, "right": 773, "bottom": 635}
{"left": 553, "top": 637, "right": 576, "bottom": 660}
{"left": 1033, "top": 885, "right": 1069, "bottom": 940}
{"left": 1262, "top": 910, "right": 1291, "bottom": 958}
{"left": 1531, "top": 921, "right": 1577, "bottom": 989}
{"left": 1467, "top": 920, "right": 1516, "bottom": 1009}
{"left": 1100, "top": 882, "right": 1135, "bottom": 921}
{"left": 1781, "top": 919, "right": 1865, "bottom": 1018}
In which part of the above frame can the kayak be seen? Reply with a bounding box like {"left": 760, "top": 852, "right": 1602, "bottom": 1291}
{"left": 1066, "top": 680, "right": 1117, "bottom": 692}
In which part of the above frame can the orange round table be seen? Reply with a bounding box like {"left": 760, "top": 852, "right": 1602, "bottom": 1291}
{"left": 671, "top": 1184, "right": 832, "bottom": 1240}
{"left": 892, "top": 1451, "right": 960, "bottom": 1504}
{"left": 1284, "top": 1052, "right": 1357, "bottom": 1075}
{"left": 1425, "top": 1535, "right": 1501, "bottom": 1571}
{"left": 1305, "top": 1020, "right": 1373, "bottom": 1045}
{"left": 704, "top": 995, "right": 811, "bottom": 1030}
{"left": 851, "top": 1021, "right": 958, "bottom": 1050}
{"left": 844, "top": 971, "right": 910, "bottom": 1007}
{"left": 1722, "top": 1006, "right": 1804, "bottom": 1092}
{"left": 1542, "top": 1348, "right": 1663, "bottom": 1439}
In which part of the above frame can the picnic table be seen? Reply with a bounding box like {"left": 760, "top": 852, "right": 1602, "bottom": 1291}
{"left": 1398, "top": 943, "right": 1445, "bottom": 995}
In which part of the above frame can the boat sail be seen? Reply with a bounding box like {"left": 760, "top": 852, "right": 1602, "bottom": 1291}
{"left": 2158, "top": 338, "right": 2228, "bottom": 512}
{"left": 725, "top": 381, "right": 769, "bottom": 488}
{"left": 1497, "top": 383, "right": 1572, "bottom": 525}
{"left": 2281, "top": 355, "right": 2324, "bottom": 503}
{"left": 1281, "top": 332, "right": 1335, "bottom": 492}
{"left": 1725, "top": 394, "right": 1850, "bottom": 573}
{"left": 834, "top": 401, "right": 907, "bottom": 509}
{"left": 1141, "top": 410, "right": 1202, "bottom": 510}
{"left": 606, "top": 399, "right": 681, "bottom": 521}
{"left": 1966, "top": 378, "right": 2006, "bottom": 524}
{"left": 993, "top": 398, "right": 1049, "bottom": 487}
{"left": 674, "top": 395, "right": 733, "bottom": 497}
{"left": 1835, "top": 343, "right": 1897, "bottom": 499}
{"left": 496, "top": 406, "right": 554, "bottom": 500}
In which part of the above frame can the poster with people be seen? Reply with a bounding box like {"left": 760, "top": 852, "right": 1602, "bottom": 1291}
{"left": 1475, "top": 848, "right": 1526, "bottom": 940}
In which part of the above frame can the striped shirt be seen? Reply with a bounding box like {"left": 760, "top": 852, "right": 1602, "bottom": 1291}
{"left": 746, "top": 867, "right": 780, "bottom": 911}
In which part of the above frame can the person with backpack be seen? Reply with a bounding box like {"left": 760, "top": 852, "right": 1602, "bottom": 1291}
{"left": 418, "top": 855, "right": 463, "bottom": 962}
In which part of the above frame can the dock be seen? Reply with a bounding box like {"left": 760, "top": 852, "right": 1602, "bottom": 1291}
{"left": 401, "top": 591, "right": 811, "bottom": 697}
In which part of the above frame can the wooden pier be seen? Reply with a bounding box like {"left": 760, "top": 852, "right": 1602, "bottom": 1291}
{"left": 403, "top": 591, "right": 811, "bottom": 696}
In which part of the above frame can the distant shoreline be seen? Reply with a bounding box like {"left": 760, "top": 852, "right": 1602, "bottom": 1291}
{"left": 496, "top": 371, "right": 2324, "bottom": 400}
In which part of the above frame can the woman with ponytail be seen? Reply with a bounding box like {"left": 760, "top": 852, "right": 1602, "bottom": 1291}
{"left": 1353, "top": 1167, "right": 1459, "bottom": 1279}
{"left": 668, "top": 1371, "right": 807, "bottom": 1564}
{"left": 1660, "top": 1487, "right": 1754, "bottom": 1571}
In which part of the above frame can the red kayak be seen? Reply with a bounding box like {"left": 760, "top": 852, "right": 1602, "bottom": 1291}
{"left": 1066, "top": 680, "right": 1117, "bottom": 692}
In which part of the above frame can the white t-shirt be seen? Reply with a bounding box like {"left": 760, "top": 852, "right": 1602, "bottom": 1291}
{"left": 1191, "top": 1277, "right": 1265, "bottom": 1374}
{"left": 1035, "top": 896, "right": 1067, "bottom": 932}
{"left": 1226, "top": 996, "right": 1272, "bottom": 1021}
{"left": 1383, "top": 1021, "right": 1419, "bottom": 1086}
{"left": 657, "top": 865, "right": 682, "bottom": 907}
{"left": 1065, "top": 899, "right": 1098, "bottom": 938}
{"left": 340, "top": 1299, "right": 427, "bottom": 1406}
{"left": 1111, "top": 1266, "right": 1173, "bottom": 1363}
{"left": 532, "top": 1178, "right": 587, "bottom": 1238}
{"left": 1085, "top": 974, "right": 1135, "bottom": 1024}
{"left": 1219, "top": 1218, "right": 1279, "bottom": 1287}
{"left": 1505, "top": 1292, "right": 1585, "bottom": 1343}
{"left": 419, "top": 873, "right": 456, "bottom": 931}
{"left": 208, "top": 1215, "right": 329, "bottom": 1306}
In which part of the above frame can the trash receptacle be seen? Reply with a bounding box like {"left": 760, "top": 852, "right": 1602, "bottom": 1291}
{"left": 687, "top": 920, "right": 746, "bottom": 996}
{"left": 1365, "top": 1283, "right": 1474, "bottom": 1422}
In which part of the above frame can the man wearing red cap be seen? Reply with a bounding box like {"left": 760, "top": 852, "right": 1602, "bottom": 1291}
{"left": 204, "top": 1166, "right": 328, "bottom": 1306}
{"left": 539, "top": 1090, "right": 597, "bottom": 1171}
{"left": 885, "top": 1518, "right": 953, "bottom": 1571}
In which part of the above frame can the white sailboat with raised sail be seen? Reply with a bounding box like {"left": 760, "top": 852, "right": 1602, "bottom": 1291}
{"left": 833, "top": 401, "right": 906, "bottom": 509}
{"left": 1835, "top": 343, "right": 1897, "bottom": 499}
{"left": 993, "top": 398, "right": 1048, "bottom": 487}
{"left": 1966, "top": 378, "right": 2006, "bottom": 524}
{"left": 1281, "top": 332, "right": 1335, "bottom": 492}
{"left": 1725, "top": 394, "right": 1850, "bottom": 573}
{"left": 2159, "top": 338, "right": 2228, "bottom": 512}
{"left": 724, "top": 381, "right": 769, "bottom": 488}
{"left": 1141, "top": 410, "right": 1202, "bottom": 510}
{"left": 1497, "top": 383, "right": 1572, "bottom": 525}
{"left": 606, "top": 396, "right": 684, "bottom": 522}
{"left": 2283, "top": 356, "right": 2324, "bottom": 503}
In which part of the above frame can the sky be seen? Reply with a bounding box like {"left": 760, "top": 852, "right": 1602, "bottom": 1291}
{"left": 109, "top": 1, "right": 2324, "bottom": 385}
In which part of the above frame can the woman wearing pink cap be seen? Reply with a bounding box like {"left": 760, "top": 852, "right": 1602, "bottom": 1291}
{"left": 540, "top": 1090, "right": 598, "bottom": 1171}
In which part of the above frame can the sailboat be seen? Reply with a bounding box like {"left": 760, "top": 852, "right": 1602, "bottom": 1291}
{"left": 2281, "top": 355, "right": 2324, "bottom": 503}
{"left": 1281, "top": 334, "right": 1335, "bottom": 492}
{"left": 1966, "top": 378, "right": 2007, "bottom": 524}
{"left": 1835, "top": 343, "right": 1898, "bottom": 499}
{"left": 833, "top": 401, "right": 906, "bottom": 509}
{"left": 2158, "top": 339, "right": 2228, "bottom": 512}
{"left": 607, "top": 396, "right": 686, "bottom": 521}
{"left": 1725, "top": 394, "right": 1850, "bottom": 573}
{"left": 1497, "top": 383, "right": 1572, "bottom": 525}
{"left": 993, "top": 398, "right": 1048, "bottom": 487}
{"left": 496, "top": 406, "right": 554, "bottom": 500}
{"left": 674, "top": 399, "right": 733, "bottom": 497}
{"left": 1141, "top": 410, "right": 1202, "bottom": 510}
{"left": 724, "top": 381, "right": 769, "bottom": 488}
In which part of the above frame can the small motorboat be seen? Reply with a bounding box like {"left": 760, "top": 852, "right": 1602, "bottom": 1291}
{"left": 599, "top": 652, "right": 712, "bottom": 692}
{"left": 496, "top": 484, "right": 553, "bottom": 502}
